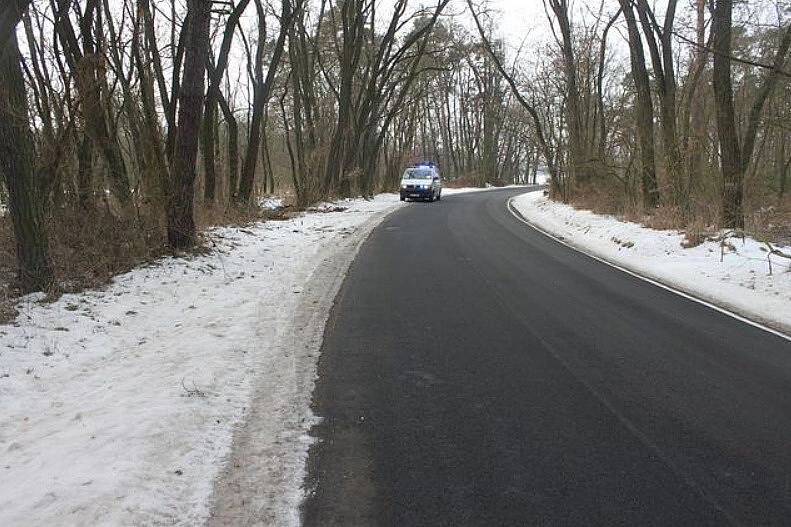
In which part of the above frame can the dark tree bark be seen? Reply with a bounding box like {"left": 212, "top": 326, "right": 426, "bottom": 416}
{"left": 0, "top": 29, "right": 53, "bottom": 292}
{"left": 777, "top": 131, "right": 788, "bottom": 200}
{"left": 634, "top": 0, "right": 682, "bottom": 207}
{"left": 215, "top": 90, "right": 239, "bottom": 199}
{"left": 0, "top": 1, "right": 32, "bottom": 51}
{"left": 166, "top": 0, "right": 211, "bottom": 249}
{"left": 201, "top": 89, "right": 218, "bottom": 202}
{"left": 619, "top": 0, "right": 659, "bottom": 208}
{"left": 712, "top": 0, "right": 743, "bottom": 228}
{"left": 77, "top": 134, "right": 94, "bottom": 207}
{"left": 681, "top": 0, "right": 707, "bottom": 198}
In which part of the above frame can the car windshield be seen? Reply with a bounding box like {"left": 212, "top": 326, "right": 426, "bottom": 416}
{"left": 403, "top": 168, "right": 433, "bottom": 180}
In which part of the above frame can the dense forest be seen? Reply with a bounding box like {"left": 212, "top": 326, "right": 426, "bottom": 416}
{"left": 0, "top": 0, "right": 789, "bottom": 298}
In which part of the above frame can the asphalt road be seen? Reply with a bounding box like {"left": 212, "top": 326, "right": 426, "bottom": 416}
{"left": 302, "top": 187, "right": 791, "bottom": 527}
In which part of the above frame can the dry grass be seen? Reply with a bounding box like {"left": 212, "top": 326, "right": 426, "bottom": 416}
{"left": 0, "top": 199, "right": 278, "bottom": 322}
{"left": 569, "top": 184, "right": 628, "bottom": 217}
{"left": 442, "top": 175, "right": 481, "bottom": 188}
{"left": 568, "top": 182, "right": 789, "bottom": 249}
{"left": 748, "top": 194, "right": 791, "bottom": 246}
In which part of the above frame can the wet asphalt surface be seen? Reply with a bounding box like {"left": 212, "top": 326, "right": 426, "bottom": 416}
{"left": 302, "top": 187, "right": 791, "bottom": 526}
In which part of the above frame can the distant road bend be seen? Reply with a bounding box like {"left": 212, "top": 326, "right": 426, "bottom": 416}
{"left": 303, "top": 187, "right": 791, "bottom": 526}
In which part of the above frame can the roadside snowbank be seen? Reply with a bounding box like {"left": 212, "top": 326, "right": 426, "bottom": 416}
{"left": 0, "top": 195, "right": 402, "bottom": 526}
{"left": 511, "top": 191, "right": 791, "bottom": 335}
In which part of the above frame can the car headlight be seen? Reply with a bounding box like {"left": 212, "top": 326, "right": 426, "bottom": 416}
{"left": 401, "top": 184, "right": 407, "bottom": 189}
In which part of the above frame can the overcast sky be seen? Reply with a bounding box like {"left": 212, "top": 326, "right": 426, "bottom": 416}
{"left": 485, "top": 0, "right": 552, "bottom": 45}
{"left": 458, "top": 0, "right": 626, "bottom": 60}
{"left": 480, "top": 0, "right": 788, "bottom": 51}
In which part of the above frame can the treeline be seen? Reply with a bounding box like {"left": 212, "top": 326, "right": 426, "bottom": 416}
{"left": 10, "top": 0, "right": 780, "bottom": 298}
{"left": 470, "top": 0, "right": 790, "bottom": 235}
{"left": 0, "top": 0, "right": 537, "bottom": 295}
{"left": 386, "top": 21, "right": 540, "bottom": 188}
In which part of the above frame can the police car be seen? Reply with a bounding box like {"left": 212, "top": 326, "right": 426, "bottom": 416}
{"left": 399, "top": 162, "right": 442, "bottom": 202}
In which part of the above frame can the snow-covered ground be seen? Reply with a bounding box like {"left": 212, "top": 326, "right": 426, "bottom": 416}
{"left": 0, "top": 195, "right": 404, "bottom": 526}
{"left": 442, "top": 183, "right": 536, "bottom": 195}
{"left": 0, "top": 186, "right": 509, "bottom": 527}
{"left": 511, "top": 190, "right": 791, "bottom": 335}
{"left": 259, "top": 195, "right": 285, "bottom": 210}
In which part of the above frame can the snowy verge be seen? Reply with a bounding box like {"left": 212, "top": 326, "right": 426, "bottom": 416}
{"left": 204, "top": 200, "right": 391, "bottom": 526}
{"left": 0, "top": 194, "right": 403, "bottom": 527}
{"left": 442, "top": 183, "right": 534, "bottom": 196}
{"left": 511, "top": 190, "right": 791, "bottom": 336}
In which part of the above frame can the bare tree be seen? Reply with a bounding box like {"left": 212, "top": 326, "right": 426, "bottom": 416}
{"left": 0, "top": 5, "right": 53, "bottom": 292}
{"left": 237, "top": 0, "right": 294, "bottom": 203}
{"left": 202, "top": 0, "right": 251, "bottom": 202}
{"left": 713, "top": 0, "right": 791, "bottom": 228}
{"left": 619, "top": 0, "right": 659, "bottom": 208}
{"left": 167, "top": 0, "right": 212, "bottom": 249}
{"left": 468, "top": 0, "right": 561, "bottom": 195}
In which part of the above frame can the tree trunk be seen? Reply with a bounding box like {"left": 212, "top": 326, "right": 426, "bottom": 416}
{"left": 216, "top": 90, "right": 239, "bottom": 199}
{"left": 712, "top": 0, "right": 743, "bottom": 228}
{"left": 0, "top": 1, "right": 32, "bottom": 51}
{"left": 237, "top": 0, "right": 292, "bottom": 203}
{"left": 166, "top": 0, "right": 211, "bottom": 249}
{"left": 54, "top": 0, "right": 132, "bottom": 209}
{"left": 202, "top": 0, "right": 251, "bottom": 202}
{"left": 0, "top": 30, "right": 53, "bottom": 292}
{"left": 620, "top": 0, "right": 658, "bottom": 209}
{"left": 202, "top": 95, "right": 217, "bottom": 201}
{"left": 77, "top": 133, "right": 94, "bottom": 208}
{"left": 635, "top": 0, "right": 682, "bottom": 208}
{"left": 778, "top": 132, "right": 788, "bottom": 200}
{"left": 684, "top": 0, "right": 707, "bottom": 199}
{"left": 547, "top": 0, "right": 587, "bottom": 185}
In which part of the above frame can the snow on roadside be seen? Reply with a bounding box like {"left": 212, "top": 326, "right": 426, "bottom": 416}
{"left": 0, "top": 194, "right": 402, "bottom": 527}
{"left": 442, "top": 183, "right": 532, "bottom": 196}
{"left": 512, "top": 190, "right": 791, "bottom": 334}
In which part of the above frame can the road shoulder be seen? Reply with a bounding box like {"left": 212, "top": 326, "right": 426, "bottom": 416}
{"left": 509, "top": 190, "right": 791, "bottom": 338}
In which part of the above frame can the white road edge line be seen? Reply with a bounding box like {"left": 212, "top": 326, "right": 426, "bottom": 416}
{"left": 506, "top": 195, "right": 791, "bottom": 343}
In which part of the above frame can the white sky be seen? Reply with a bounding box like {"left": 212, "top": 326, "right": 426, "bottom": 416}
{"left": 483, "top": 0, "right": 789, "bottom": 52}
{"left": 485, "top": 0, "right": 552, "bottom": 46}
{"left": 459, "top": 0, "right": 627, "bottom": 60}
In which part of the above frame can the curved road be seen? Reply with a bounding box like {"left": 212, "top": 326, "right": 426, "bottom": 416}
{"left": 302, "top": 187, "right": 791, "bottom": 526}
